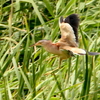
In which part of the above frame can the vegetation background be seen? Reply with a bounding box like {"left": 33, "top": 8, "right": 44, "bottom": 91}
{"left": 0, "top": 0, "right": 100, "bottom": 100}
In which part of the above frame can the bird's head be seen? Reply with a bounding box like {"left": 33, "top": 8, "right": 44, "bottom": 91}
{"left": 30, "top": 40, "right": 51, "bottom": 47}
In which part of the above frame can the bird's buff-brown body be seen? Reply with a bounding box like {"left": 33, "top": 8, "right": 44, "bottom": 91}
{"left": 34, "top": 40, "right": 71, "bottom": 60}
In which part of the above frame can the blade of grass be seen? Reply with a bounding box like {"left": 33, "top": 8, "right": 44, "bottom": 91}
{"left": 46, "top": 82, "right": 57, "bottom": 100}
{"left": 19, "top": 67, "right": 32, "bottom": 93}
{"left": 53, "top": 73, "right": 66, "bottom": 100}
{"left": 20, "top": 0, "right": 49, "bottom": 33}
{"left": 1, "top": 34, "right": 27, "bottom": 77}
{"left": 43, "top": 0, "right": 55, "bottom": 17}
{"left": 59, "top": 0, "right": 76, "bottom": 16}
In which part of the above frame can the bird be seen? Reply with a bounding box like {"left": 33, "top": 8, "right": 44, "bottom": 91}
{"left": 31, "top": 14, "right": 100, "bottom": 68}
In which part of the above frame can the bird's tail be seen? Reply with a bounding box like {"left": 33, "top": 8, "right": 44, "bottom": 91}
{"left": 87, "top": 52, "right": 100, "bottom": 55}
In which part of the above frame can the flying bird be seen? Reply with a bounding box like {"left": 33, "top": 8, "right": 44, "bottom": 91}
{"left": 31, "top": 14, "right": 100, "bottom": 68}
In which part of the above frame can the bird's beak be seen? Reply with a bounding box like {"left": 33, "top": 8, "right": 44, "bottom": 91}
{"left": 30, "top": 42, "right": 41, "bottom": 47}
{"left": 30, "top": 44, "right": 35, "bottom": 47}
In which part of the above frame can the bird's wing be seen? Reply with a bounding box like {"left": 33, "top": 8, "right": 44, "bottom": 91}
{"left": 59, "top": 14, "right": 100, "bottom": 56}
{"left": 60, "top": 46, "right": 86, "bottom": 55}
{"left": 64, "top": 14, "right": 79, "bottom": 43}
{"left": 60, "top": 45, "right": 100, "bottom": 55}
{"left": 59, "top": 14, "right": 79, "bottom": 47}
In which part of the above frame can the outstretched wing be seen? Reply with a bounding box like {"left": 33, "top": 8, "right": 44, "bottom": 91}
{"left": 59, "top": 15, "right": 79, "bottom": 47}
{"left": 64, "top": 14, "right": 79, "bottom": 43}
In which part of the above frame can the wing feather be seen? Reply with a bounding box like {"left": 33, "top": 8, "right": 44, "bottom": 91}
{"left": 60, "top": 46, "right": 86, "bottom": 55}
{"left": 64, "top": 14, "right": 79, "bottom": 42}
{"left": 59, "top": 21, "right": 78, "bottom": 47}
{"left": 59, "top": 14, "right": 79, "bottom": 47}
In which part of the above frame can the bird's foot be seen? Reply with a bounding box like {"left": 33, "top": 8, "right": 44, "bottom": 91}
{"left": 45, "top": 55, "right": 58, "bottom": 61}
{"left": 44, "top": 67, "right": 62, "bottom": 75}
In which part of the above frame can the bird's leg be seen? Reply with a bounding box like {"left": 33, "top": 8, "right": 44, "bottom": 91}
{"left": 58, "top": 58, "right": 62, "bottom": 68}
{"left": 45, "top": 55, "right": 58, "bottom": 61}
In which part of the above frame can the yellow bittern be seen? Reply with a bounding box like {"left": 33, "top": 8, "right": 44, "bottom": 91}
{"left": 31, "top": 14, "right": 100, "bottom": 68}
